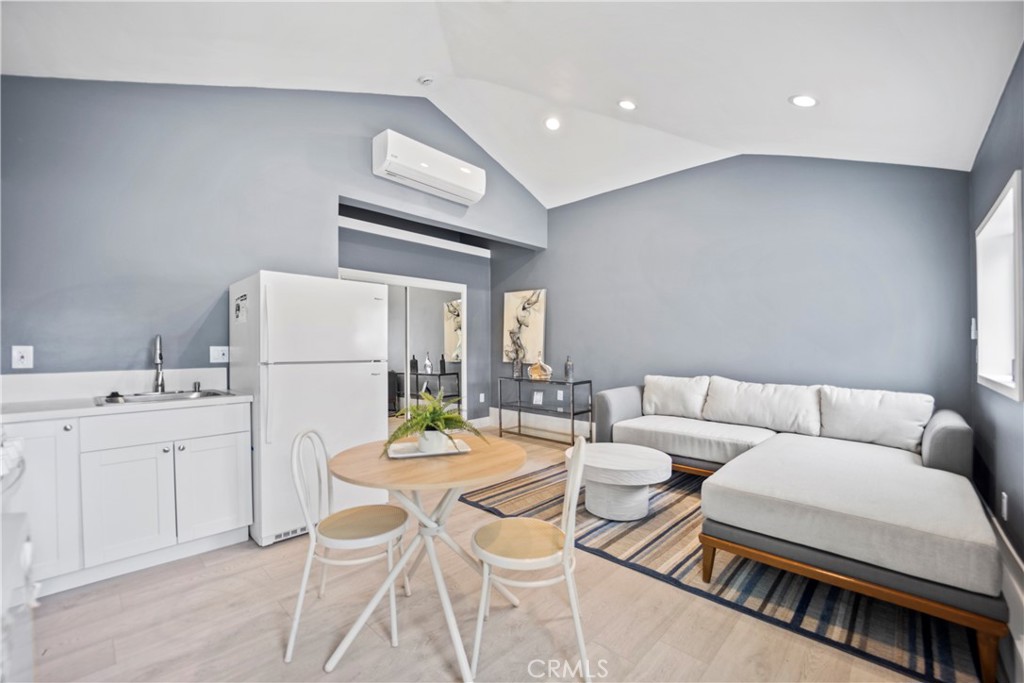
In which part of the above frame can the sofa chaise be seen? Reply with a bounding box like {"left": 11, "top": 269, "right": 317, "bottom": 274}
{"left": 595, "top": 375, "right": 1009, "bottom": 683}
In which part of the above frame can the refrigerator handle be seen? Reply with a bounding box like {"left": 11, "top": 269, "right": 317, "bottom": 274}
{"left": 264, "top": 364, "right": 273, "bottom": 445}
{"left": 262, "top": 284, "right": 270, "bottom": 362}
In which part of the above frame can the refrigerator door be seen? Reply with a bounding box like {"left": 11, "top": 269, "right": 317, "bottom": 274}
{"left": 262, "top": 274, "right": 387, "bottom": 363}
{"left": 254, "top": 361, "right": 388, "bottom": 544}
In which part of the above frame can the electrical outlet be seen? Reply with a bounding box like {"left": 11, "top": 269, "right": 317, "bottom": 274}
{"left": 479, "top": 393, "right": 485, "bottom": 403}
{"left": 1001, "top": 492, "right": 1009, "bottom": 521}
{"left": 532, "top": 391, "right": 544, "bottom": 405}
{"left": 11, "top": 346, "right": 33, "bottom": 369}
{"left": 557, "top": 390, "right": 564, "bottom": 401}
{"left": 210, "top": 346, "right": 229, "bottom": 363}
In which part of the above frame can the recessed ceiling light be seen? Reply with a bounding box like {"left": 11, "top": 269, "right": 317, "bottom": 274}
{"left": 618, "top": 100, "right": 637, "bottom": 111}
{"left": 459, "top": 167, "right": 472, "bottom": 174}
{"left": 417, "top": 75, "right": 435, "bottom": 87}
{"left": 788, "top": 95, "right": 818, "bottom": 108}
{"left": 544, "top": 117, "right": 561, "bottom": 131}
{"left": 419, "top": 162, "right": 429, "bottom": 168}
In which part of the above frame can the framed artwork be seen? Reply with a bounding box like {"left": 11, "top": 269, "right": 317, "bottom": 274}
{"left": 443, "top": 299, "right": 463, "bottom": 361}
{"left": 502, "top": 289, "right": 546, "bottom": 364}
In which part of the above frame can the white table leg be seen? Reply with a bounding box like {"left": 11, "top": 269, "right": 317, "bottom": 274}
{"left": 323, "top": 534, "right": 423, "bottom": 673}
{"left": 423, "top": 532, "right": 474, "bottom": 682}
{"left": 403, "top": 488, "right": 519, "bottom": 608}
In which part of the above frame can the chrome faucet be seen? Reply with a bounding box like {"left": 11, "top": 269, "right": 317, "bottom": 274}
{"left": 154, "top": 335, "right": 165, "bottom": 393}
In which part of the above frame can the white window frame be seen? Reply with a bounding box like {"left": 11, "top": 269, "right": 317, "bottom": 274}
{"left": 975, "top": 169, "right": 1023, "bottom": 401}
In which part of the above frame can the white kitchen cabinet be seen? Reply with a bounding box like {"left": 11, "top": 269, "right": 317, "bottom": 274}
{"left": 80, "top": 442, "right": 177, "bottom": 567}
{"left": 174, "top": 432, "right": 252, "bottom": 543}
{"left": 3, "top": 419, "right": 82, "bottom": 580}
{"left": 79, "top": 403, "right": 252, "bottom": 566}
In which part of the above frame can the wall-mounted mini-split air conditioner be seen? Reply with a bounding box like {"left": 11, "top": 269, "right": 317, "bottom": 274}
{"left": 371, "top": 129, "right": 486, "bottom": 206}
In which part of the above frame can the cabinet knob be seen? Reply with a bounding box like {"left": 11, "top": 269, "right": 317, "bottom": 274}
{"left": 62, "top": 424, "right": 73, "bottom": 432}
{"left": 177, "top": 445, "right": 186, "bottom": 451}
{"left": 162, "top": 446, "right": 171, "bottom": 453}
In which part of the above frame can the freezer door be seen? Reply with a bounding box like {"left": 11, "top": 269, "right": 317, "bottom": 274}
{"left": 262, "top": 274, "right": 387, "bottom": 363}
{"left": 254, "top": 362, "right": 388, "bottom": 543}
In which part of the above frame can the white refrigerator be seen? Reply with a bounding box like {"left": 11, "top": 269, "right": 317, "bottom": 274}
{"left": 229, "top": 271, "right": 389, "bottom": 547}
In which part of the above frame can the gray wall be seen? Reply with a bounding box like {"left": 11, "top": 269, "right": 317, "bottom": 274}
{"left": 338, "top": 228, "right": 490, "bottom": 420}
{"left": 492, "top": 155, "right": 972, "bottom": 418}
{"left": 968, "top": 47, "right": 1024, "bottom": 556}
{"left": 1, "top": 76, "right": 545, "bottom": 374}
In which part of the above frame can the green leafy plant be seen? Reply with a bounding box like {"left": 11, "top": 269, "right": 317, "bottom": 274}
{"left": 381, "top": 390, "right": 487, "bottom": 456}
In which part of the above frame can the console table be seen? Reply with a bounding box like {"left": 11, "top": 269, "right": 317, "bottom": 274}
{"left": 498, "top": 376, "right": 593, "bottom": 446}
{"left": 410, "top": 371, "right": 462, "bottom": 410}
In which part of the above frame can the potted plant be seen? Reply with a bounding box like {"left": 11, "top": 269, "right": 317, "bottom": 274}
{"left": 382, "top": 390, "right": 487, "bottom": 456}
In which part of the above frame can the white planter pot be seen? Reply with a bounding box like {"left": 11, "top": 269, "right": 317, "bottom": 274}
{"left": 417, "top": 430, "right": 449, "bottom": 454}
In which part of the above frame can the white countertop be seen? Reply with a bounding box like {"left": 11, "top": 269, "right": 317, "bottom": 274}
{"left": 1, "top": 393, "right": 253, "bottom": 424}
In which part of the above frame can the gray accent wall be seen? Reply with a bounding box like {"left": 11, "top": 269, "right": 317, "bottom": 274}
{"left": 338, "top": 227, "right": 490, "bottom": 420}
{"left": 968, "top": 47, "right": 1024, "bottom": 556}
{"left": 1, "top": 76, "right": 545, "bottom": 375}
{"left": 492, "top": 155, "right": 972, "bottom": 419}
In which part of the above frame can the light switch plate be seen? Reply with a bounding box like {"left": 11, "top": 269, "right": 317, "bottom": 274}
{"left": 479, "top": 393, "right": 486, "bottom": 403}
{"left": 210, "top": 346, "right": 230, "bottom": 363}
{"left": 532, "top": 391, "right": 544, "bottom": 405}
{"left": 12, "top": 346, "right": 33, "bottom": 369}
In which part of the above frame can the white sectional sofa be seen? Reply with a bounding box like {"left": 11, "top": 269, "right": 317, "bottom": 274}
{"left": 595, "top": 375, "right": 1008, "bottom": 683}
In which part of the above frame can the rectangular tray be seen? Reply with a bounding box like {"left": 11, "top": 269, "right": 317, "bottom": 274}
{"left": 387, "top": 439, "right": 471, "bottom": 459}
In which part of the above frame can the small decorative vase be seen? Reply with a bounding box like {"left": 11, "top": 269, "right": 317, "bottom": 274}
{"left": 512, "top": 358, "right": 523, "bottom": 378}
{"left": 564, "top": 355, "right": 574, "bottom": 381}
{"left": 417, "top": 429, "right": 448, "bottom": 453}
{"left": 529, "top": 353, "right": 552, "bottom": 380}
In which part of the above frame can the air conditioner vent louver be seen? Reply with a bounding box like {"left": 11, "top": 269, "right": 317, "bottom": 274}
{"left": 372, "top": 129, "right": 486, "bottom": 206}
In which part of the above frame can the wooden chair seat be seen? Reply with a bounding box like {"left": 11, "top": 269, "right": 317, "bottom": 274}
{"left": 472, "top": 518, "right": 565, "bottom": 569}
{"left": 319, "top": 505, "right": 408, "bottom": 547}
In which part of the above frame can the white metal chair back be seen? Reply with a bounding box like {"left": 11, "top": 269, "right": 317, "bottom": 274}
{"left": 291, "top": 430, "right": 334, "bottom": 542}
{"left": 561, "top": 436, "right": 587, "bottom": 559}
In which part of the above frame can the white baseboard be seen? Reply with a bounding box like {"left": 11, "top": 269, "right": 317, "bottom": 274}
{"left": 983, "top": 505, "right": 1024, "bottom": 683}
{"left": 38, "top": 527, "right": 248, "bottom": 597}
{"left": 488, "top": 407, "right": 594, "bottom": 443}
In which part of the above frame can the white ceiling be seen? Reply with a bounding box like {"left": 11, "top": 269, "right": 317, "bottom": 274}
{"left": 3, "top": 2, "right": 1022, "bottom": 208}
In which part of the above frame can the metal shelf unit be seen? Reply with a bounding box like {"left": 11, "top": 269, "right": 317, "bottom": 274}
{"left": 498, "top": 376, "right": 593, "bottom": 446}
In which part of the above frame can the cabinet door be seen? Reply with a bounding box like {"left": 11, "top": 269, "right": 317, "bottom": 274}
{"left": 174, "top": 433, "right": 252, "bottom": 543}
{"left": 3, "top": 419, "right": 82, "bottom": 580}
{"left": 80, "top": 443, "right": 177, "bottom": 567}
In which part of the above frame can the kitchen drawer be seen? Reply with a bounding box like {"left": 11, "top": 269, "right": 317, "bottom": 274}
{"left": 80, "top": 404, "right": 250, "bottom": 452}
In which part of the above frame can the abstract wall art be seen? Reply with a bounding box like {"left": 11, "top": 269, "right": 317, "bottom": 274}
{"left": 502, "top": 289, "right": 546, "bottom": 364}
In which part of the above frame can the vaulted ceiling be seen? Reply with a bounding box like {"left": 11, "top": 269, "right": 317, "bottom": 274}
{"left": 3, "top": 2, "right": 1022, "bottom": 208}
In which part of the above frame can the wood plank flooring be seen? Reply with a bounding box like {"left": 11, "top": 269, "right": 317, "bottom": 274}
{"left": 32, "top": 429, "right": 906, "bottom": 682}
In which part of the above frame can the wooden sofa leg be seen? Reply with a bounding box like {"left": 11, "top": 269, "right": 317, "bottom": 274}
{"left": 701, "top": 544, "right": 716, "bottom": 583}
{"left": 977, "top": 630, "right": 1000, "bottom": 683}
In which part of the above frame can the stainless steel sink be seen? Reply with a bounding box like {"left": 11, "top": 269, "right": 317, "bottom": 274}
{"left": 95, "top": 389, "right": 232, "bottom": 405}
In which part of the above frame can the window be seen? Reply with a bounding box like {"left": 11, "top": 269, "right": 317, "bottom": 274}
{"left": 976, "top": 170, "right": 1022, "bottom": 401}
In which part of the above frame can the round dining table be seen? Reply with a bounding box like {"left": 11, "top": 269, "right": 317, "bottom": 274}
{"left": 323, "top": 434, "right": 526, "bottom": 682}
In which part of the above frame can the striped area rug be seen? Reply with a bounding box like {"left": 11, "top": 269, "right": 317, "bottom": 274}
{"left": 460, "top": 465, "right": 980, "bottom": 683}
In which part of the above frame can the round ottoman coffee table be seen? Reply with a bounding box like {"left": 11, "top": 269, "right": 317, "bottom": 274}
{"left": 564, "top": 443, "right": 672, "bottom": 521}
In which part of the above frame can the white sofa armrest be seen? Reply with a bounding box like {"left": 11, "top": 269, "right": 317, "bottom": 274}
{"left": 594, "top": 385, "right": 643, "bottom": 443}
{"left": 922, "top": 409, "right": 973, "bottom": 478}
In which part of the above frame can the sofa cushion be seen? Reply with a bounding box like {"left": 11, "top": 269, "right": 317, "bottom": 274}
{"left": 642, "top": 375, "right": 710, "bottom": 419}
{"left": 613, "top": 415, "right": 775, "bottom": 465}
{"left": 702, "top": 376, "right": 821, "bottom": 436}
{"left": 820, "top": 385, "right": 934, "bottom": 453}
{"left": 701, "top": 433, "right": 1001, "bottom": 597}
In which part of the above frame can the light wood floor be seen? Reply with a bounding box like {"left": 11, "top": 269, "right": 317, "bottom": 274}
{"left": 33, "top": 429, "right": 906, "bottom": 682}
